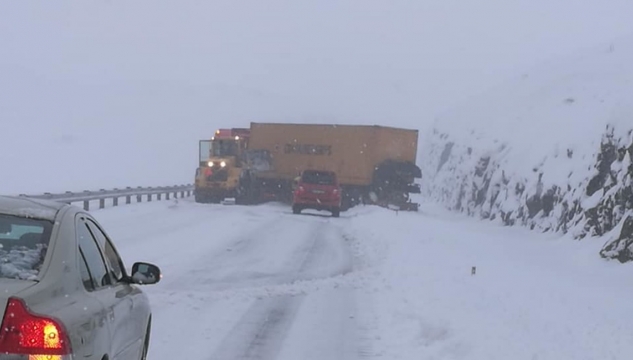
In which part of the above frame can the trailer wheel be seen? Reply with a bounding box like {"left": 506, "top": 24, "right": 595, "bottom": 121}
{"left": 331, "top": 208, "right": 340, "bottom": 218}
{"left": 292, "top": 205, "right": 302, "bottom": 214}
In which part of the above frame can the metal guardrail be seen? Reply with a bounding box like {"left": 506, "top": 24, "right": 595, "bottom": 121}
{"left": 18, "top": 184, "right": 194, "bottom": 211}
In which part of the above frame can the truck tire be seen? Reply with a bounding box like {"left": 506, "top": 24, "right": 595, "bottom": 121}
{"left": 194, "top": 193, "right": 206, "bottom": 203}
{"left": 331, "top": 208, "right": 340, "bottom": 218}
{"left": 292, "top": 205, "right": 302, "bottom": 214}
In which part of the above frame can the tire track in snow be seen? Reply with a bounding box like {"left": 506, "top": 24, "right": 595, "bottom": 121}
{"left": 157, "top": 214, "right": 289, "bottom": 292}
{"left": 173, "top": 215, "right": 347, "bottom": 294}
{"left": 142, "top": 205, "right": 301, "bottom": 360}
{"left": 288, "top": 219, "right": 354, "bottom": 281}
{"left": 100, "top": 202, "right": 368, "bottom": 360}
{"left": 209, "top": 296, "right": 305, "bottom": 360}
{"left": 208, "top": 217, "right": 356, "bottom": 360}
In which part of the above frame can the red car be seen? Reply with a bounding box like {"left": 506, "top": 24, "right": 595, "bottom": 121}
{"left": 292, "top": 170, "right": 341, "bottom": 217}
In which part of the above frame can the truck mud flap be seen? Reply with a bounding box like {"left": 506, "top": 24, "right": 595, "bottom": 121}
{"left": 222, "top": 198, "right": 237, "bottom": 205}
{"left": 398, "top": 202, "right": 420, "bottom": 212}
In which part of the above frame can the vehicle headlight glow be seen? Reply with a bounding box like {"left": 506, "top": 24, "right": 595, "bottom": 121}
{"left": 221, "top": 161, "right": 226, "bottom": 167}
{"left": 208, "top": 161, "right": 214, "bottom": 167}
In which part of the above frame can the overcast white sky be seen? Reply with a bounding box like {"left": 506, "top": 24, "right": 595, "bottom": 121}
{"left": 2, "top": 0, "right": 633, "bottom": 193}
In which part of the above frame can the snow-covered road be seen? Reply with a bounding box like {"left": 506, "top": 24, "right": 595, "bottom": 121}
{"left": 93, "top": 198, "right": 633, "bottom": 360}
{"left": 95, "top": 199, "right": 363, "bottom": 360}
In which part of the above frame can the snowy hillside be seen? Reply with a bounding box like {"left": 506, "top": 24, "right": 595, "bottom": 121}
{"left": 421, "top": 37, "right": 633, "bottom": 262}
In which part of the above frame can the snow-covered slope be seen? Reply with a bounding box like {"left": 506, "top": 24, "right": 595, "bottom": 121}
{"left": 421, "top": 37, "right": 633, "bottom": 262}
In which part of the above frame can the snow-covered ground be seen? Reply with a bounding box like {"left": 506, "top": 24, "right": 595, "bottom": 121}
{"left": 421, "top": 35, "right": 633, "bottom": 261}
{"left": 92, "top": 198, "right": 633, "bottom": 359}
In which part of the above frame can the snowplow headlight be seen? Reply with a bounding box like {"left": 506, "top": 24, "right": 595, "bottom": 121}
{"left": 220, "top": 161, "right": 226, "bottom": 167}
{"left": 208, "top": 161, "right": 214, "bottom": 167}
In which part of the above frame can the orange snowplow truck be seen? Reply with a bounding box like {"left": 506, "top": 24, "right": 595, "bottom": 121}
{"left": 194, "top": 128, "right": 250, "bottom": 203}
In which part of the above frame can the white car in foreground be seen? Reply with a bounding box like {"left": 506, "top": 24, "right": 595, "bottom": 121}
{"left": 0, "top": 196, "right": 161, "bottom": 360}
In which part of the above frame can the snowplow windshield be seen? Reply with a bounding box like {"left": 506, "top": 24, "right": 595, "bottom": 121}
{"left": 199, "top": 139, "right": 239, "bottom": 162}
{"left": 211, "top": 139, "right": 238, "bottom": 157}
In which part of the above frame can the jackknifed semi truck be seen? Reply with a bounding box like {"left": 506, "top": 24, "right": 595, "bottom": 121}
{"left": 194, "top": 123, "right": 422, "bottom": 211}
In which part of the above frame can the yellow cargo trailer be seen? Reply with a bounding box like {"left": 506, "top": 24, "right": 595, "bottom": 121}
{"left": 238, "top": 123, "right": 421, "bottom": 210}
{"left": 248, "top": 123, "right": 418, "bottom": 185}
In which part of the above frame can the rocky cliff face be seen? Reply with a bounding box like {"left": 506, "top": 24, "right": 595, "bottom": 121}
{"left": 420, "top": 37, "right": 633, "bottom": 262}
{"left": 422, "top": 125, "right": 633, "bottom": 262}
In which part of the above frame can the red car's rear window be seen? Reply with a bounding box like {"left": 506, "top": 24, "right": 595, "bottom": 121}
{"left": 302, "top": 171, "right": 337, "bottom": 185}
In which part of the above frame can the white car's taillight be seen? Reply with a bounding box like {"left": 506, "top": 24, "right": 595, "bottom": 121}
{"left": 0, "top": 297, "right": 72, "bottom": 360}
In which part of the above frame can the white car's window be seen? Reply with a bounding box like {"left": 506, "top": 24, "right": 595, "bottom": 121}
{"left": 78, "top": 249, "right": 94, "bottom": 290}
{"left": 0, "top": 214, "right": 52, "bottom": 280}
{"left": 86, "top": 220, "right": 125, "bottom": 282}
{"left": 76, "top": 218, "right": 111, "bottom": 289}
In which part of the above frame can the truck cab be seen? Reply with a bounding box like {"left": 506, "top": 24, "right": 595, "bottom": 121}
{"left": 195, "top": 128, "right": 250, "bottom": 203}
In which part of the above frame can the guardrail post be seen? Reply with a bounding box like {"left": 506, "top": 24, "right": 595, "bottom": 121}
{"left": 136, "top": 194, "right": 142, "bottom": 203}
{"left": 166, "top": 192, "right": 170, "bottom": 200}
{"left": 83, "top": 200, "right": 89, "bottom": 211}
{"left": 157, "top": 193, "right": 162, "bottom": 201}
{"left": 126, "top": 195, "right": 131, "bottom": 204}
{"left": 111, "top": 190, "right": 118, "bottom": 207}
{"left": 147, "top": 194, "right": 152, "bottom": 202}
{"left": 99, "top": 198, "right": 105, "bottom": 209}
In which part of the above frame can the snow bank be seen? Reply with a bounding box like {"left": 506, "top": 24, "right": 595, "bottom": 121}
{"left": 346, "top": 204, "right": 633, "bottom": 360}
{"left": 421, "top": 37, "right": 633, "bottom": 262}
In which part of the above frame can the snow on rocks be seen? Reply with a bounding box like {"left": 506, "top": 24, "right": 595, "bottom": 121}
{"left": 420, "top": 37, "right": 633, "bottom": 262}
